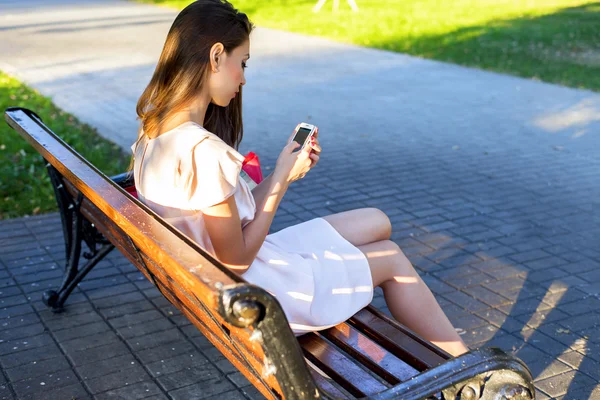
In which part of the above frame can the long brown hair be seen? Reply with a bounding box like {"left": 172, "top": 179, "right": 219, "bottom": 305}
{"left": 133, "top": 0, "right": 253, "bottom": 158}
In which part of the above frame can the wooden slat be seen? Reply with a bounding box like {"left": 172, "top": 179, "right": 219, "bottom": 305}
{"left": 299, "top": 333, "right": 388, "bottom": 398}
{"left": 349, "top": 308, "right": 449, "bottom": 371}
{"left": 321, "top": 322, "right": 419, "bottom": 385}
{"left": 306, "top": 360, "right": 352, "bottom": 399}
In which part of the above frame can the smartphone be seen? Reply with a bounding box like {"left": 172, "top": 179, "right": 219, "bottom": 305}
{"left": 290, "top": 123, "right": 317, "bottom": 152}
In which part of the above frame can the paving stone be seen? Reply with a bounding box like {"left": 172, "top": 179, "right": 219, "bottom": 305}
{"left": 0, "top": 295, "right": 28, "bottom": 309}
{"left": 108, "top": 309, "right": 164, "bottom": 329}
{"left": 53, "top": 321, "right": 111, "bottom": 342}
{"left": 515, "top": 308, "right": 571, "bottom": 329}
{"left": 460, "top": 324, "right": 505, "bottom": 347}
{"left": 0, "top": 323, "right": 45, "bottom": 342}
{"left": 442, "top": 291, "right": 490, "bottom": 312}
{"left": 146, "top": 351, "right": 208, "bottom": 378}
{"left": 227, "top": 371, "right": 252, "bottom": 388}
{"left": 536, "top": 371, "right": 597, "bottom": 398}
{"left": 84, "top": 364, "right": 150, "bottom": 394}
{"left": 240, "top": 384, "right": 268, "bottom": 400}
{"left": 156, "top": 363, "right": 222, "bottom": 392}
{"left": 39, "top": 309, "right": 103, "bottom": 331}
{"left": 0, "top": 384, "right": 14, "bottom": 400}
{"left": 60, "top": 330, "right": 121, "bottom": 354}
{"left": 558, "top": 351, "right": 600, "bottom": 381}
{"left": 86, "top": 283, "right": 139, "bottom": 300}
{"left": 448, "top": 313, "right": 489, "bottom": 332}
{"left": 126, "top": 328, "right": 187, "bottom": 352}
{"left": 167, "top": 376, "right": 235, "bottom": 400}
{"left": 474, "top": 308, "right": 524, "bottom": 333}
{"left": 93, "top": 380, "right": 164, "bottom": 400}
{"left": 462, "top": 285, "right": 512, "bottom": 308}
{"left": 116, "top": 317, "right": 176, "bottom": 340}
{"left": 75, "top": 353, "right": 138, "bottom": 380}
{"left": 22, "top": 382, "right": 90, "bottom": 400}
{"left": 5, "top": 355, "right": 70, "bottom": 382}
{"left": 91, "top": 291, "right": 147, "bottom": 309}
{"left": 11, "top": 368, "right": 79, "bottom": 399}
{"left": 136, "top": 340, "right": 197, "bottom": 365}
{"left": 0, "top": 342, "right": 62, "bottom": 369}
{"left": 67, "top": 341, "right": 131, "bottom": 367}
{"left": 0, "top": 334, "right": 54, "bottom": 357}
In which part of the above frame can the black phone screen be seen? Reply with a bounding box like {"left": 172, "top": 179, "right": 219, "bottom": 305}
{"left": 293, "top": 127, "right": 312, "bottom": 146}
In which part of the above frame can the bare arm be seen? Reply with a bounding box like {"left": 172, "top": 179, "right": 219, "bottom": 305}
{"left": 202, "top": 171, "right": 289, "bottom": 273}
{"left": 202, "top": 134, "right": 321, "bottom": 274}
{"left": 250, "top": 172, "right": 274, "bottom": 207}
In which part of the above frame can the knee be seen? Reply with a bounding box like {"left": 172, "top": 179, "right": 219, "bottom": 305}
{"left": 384, "top": 240, "right": 417, "bottom": 275}
{"left": 367, "top": 208, "right": 392, "bottom": 240}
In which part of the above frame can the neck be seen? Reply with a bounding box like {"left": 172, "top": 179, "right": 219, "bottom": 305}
{"left": 161, "top": 91, "right": 211, "bottom": 134}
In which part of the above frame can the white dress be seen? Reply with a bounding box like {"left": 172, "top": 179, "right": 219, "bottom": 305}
{"left": 132, "top": 122, "right": 373, "bottom": 335}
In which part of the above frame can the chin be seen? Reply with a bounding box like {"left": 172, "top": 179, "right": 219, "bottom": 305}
{"left": 211, "top": 98, "right": 231, "bottom": 108}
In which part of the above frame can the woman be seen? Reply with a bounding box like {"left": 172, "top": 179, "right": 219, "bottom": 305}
{"left": 131, "top": 0, "right": 468, "bottom": 357}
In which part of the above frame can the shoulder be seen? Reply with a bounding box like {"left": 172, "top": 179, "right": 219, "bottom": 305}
{"left": 174, "top": 123, "right": 244, "bottom": 164}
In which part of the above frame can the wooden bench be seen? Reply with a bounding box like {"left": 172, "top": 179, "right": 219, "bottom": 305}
{"left": 5, "top": 107, "right": 535, "bottom": 400}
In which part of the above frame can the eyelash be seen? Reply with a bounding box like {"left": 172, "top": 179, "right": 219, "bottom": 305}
{"left": 242, "top": 61, "right": 248, "bottom": 69}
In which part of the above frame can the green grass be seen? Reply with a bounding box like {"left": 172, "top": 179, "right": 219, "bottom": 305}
{"left": 1, "top": 71, "right": 130, "bottom": 220}
{"left": 139, "top": 0, "right": 600, "bottom": 91}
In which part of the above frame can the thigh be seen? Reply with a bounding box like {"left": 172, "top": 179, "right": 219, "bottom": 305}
{"left": 322, "top": 208, "right": 391, "bottom": 247}
{"left": 357, "top": 240, "right": 418, "bottom": 288}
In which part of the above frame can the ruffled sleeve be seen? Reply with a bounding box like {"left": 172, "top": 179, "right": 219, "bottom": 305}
{"left": 180, "top": 137, "right": 244, "bottom": 211}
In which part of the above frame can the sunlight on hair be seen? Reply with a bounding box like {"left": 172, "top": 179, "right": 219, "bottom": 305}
{"left": 532, "top": 98, "right": 600, "bottom": 138}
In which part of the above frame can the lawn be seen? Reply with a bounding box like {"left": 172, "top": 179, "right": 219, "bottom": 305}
{"left": 1, "top": 71, "right": 130, "bottom": 219}
{"left": 138, "top": 0, "right": 600, "bottom": 91}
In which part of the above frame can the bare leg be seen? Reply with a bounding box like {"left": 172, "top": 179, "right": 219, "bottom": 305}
{"left": 323, "top": 209, "right": 468, "bottom": 357}
{"left": 322, "top": 208, "right": 392, "bottom": 246}
{"left": 358, "top": 240, "right": 468, "bottom": 357}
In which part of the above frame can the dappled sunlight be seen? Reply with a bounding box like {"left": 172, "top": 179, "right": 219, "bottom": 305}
{"left": 286, "top": 291, "right": 313, "bottom": 302}
{"left": 267, "top": 259, "right": 289, "bottom": 266}
{"left": 532, "top": 98, "right": 600, "bottom": 137}
{"left": 360, "top": 249, "right": 398, "bottom": 259}
{"left": 332, "top": 285, "right": 371, "bottom": 295}
{"left": 521, "top": 281, "right": 566, "bottom": 331}
{"left": 323, "top": 250, "right": 364, "bottom": 261}
{"left": 392, "top": 276, "right": 419, "bottom": 284}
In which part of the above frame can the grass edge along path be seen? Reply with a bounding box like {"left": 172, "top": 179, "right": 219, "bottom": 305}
{"left": 137, "top": 0, "right": 600, "bottom": 92}
{"left": 1, "top": 70, "right": 130, "bottom": 220}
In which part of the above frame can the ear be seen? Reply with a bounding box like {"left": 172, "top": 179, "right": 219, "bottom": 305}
{"left": 209, "top": 42, "right": 225, "bottom": 73}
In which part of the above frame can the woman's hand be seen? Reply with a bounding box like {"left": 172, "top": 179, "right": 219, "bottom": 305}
{"left": 308, "top": 128, "right": 321, "bottom": 168}
{"left": 274, "top": 127, "right": 321, "bottom": 184}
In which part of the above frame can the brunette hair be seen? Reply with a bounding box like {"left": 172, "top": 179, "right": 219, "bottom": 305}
{"left": 133, "top": 0, "right": 253, "bottom": 155}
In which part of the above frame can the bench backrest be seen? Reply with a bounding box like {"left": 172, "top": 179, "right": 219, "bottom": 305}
{"left": 6, "top": 107, "right": 465, "bottom": 400}
{"left": 5, "top": 107, "right": 320, "bottom": 399}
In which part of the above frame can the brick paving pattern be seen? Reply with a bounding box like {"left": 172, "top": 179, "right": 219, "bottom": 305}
{"left": 2, "top": 0, "right": 600, "bottom": 399}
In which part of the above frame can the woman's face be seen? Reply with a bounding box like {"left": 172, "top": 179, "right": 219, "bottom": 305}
{"left": 208, "top": 40, "right": 250, "bottom": 107}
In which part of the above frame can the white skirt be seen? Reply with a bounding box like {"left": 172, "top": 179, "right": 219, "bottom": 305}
{"left": 242, "top": 217, "right": 374, "bottom": 335}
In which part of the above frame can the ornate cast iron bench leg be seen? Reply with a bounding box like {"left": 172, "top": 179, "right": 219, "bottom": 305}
{"left": 42, "top": 163, "right": 114, "bottom": 312}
